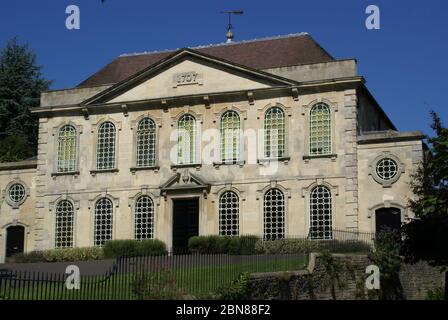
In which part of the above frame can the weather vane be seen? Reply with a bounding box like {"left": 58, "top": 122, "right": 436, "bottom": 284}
{"left": 220, "top": 11, "right": 244, "bottom": 43}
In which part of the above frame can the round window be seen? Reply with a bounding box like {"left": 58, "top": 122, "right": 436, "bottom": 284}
{"left": 375, "top": 158, "right": 398, "bottom": 181}
{"left": 8, "top": 183, "right": 26, "bottom": 204}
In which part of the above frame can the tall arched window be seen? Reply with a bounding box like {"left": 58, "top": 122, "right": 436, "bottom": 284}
{"left": 94, "top": 198, "right": 113, "bottom": 246}
{"left": 263, "top": 188, "right": 285, "bottom": 240}
{"left": 134, "top": 196, "right": 155, "bottom": 240}
{"left": 309, "top": 103, "right": 332, "bottom": 155}
{"left": 57, "top": 125, "right": 77, "bottom": 173}
{"left": 219, "top": 191, "right": 239, "bottom": 236}
{"left": 96, "top": 121, "right": 116, "bottom": 170}
{"left": 220, "top": 111, "right": 240, "bottom": 162}
{"left": 136, "top": 118, "right": 156, "bottom": 167}
{"left": 264, "top": 107, "right": 285, "bottom": 159}
{"left": 309, "top": 185, "right": 333, "bottom": 240}
{"left": 177, "top": 114, "right": 197, "bottom": 164}
{"left": 55, "top": 200, "right": 74, "bottom": 248}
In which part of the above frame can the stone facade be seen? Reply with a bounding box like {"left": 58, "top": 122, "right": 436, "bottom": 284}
{"left": 0, "top": 35, "right": 424, "bottom": 263}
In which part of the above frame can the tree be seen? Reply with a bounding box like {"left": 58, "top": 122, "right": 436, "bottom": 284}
{"left": 0, "top": 37, "right": 51, "bottom": 162}
{"left": 401, "top": 111, "right": 448, "bottom": 269}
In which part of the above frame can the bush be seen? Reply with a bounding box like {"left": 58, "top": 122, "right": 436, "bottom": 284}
{"left": 6, "top": 251, "right": 45, "bottom": 263}
{"left": 132, "top": 271, "right": 185, "bottom": 300}
{"left": 103, "top": 239, "right": 168, "bottom": 258}
{"left": 43, "top": 247, "right": 104, "bottom": 262}
{"left": 426, "top": 287, "right": 445, "bottom": 300}
{"left": 7, "top": 247, "right": 104, "bottom": 263}
{"left": 216, "top": 272, "right": 250, "bottom": 300}
{"left": 255, "top": 239, "right": 320, "bottom": 254}
{"left": 188, "top": 235, "right": 259, "bottom": 255}
{"left": 317, "top": 240, "right": 372, "bottom": 253}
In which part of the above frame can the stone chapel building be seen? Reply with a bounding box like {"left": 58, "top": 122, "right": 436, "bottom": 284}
{"left": 0, "top": 33, "right": 424, "bottom": 261}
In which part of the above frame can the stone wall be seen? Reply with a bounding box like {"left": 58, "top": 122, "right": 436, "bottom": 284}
{"left": 247, "top": 253, "right": 446, "bottom": 300}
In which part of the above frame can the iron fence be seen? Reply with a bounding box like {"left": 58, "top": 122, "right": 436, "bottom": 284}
{"left": 0, "top": 229, "right": 374, "bottom": 300}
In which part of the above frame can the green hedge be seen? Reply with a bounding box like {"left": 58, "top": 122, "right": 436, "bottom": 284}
{"left": 188, "top": 235, "right": 259, "bottom": 255}
{"left": 255, "top": 239, "right": 320, "bottom": 254}
{"left": 103, "top": 239, "right": 168, "bottom": 258}
{"left": 7, "top": 247, "right": 104, "bottom": 263}
{"left": 255, "top": 238, "right": 372, "bottom": 255}
{"left": 318, "top": 239, "right": 372, "bottom": 253}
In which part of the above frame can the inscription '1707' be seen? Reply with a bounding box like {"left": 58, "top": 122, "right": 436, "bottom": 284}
{"left": 173, "top": 71, "right": 203, "bottom": 87}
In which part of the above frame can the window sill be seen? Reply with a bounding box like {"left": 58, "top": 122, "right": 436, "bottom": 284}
{"left": 257, "top": 157, "right": 290, "bottom": 165}
{"left": 213, "top": 160, "right": 245, "bottom": 168}
{"left": 171, "top": 163, "right": 202, "bottom": 171}
{"left": 51, "top": 171, "right": 80, "bottom": 179}
{"left": 130, "top": 166, "right": 160, "bottom": 174}
{"left": 90, "top": 168, "right": 119, "bottom": 176}
{"left": 303, "top": 154, "right": 337, "bottom": 163}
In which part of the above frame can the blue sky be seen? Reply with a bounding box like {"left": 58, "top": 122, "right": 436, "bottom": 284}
{"left": 1, "top": 0, "right": 447, "bottom": 135}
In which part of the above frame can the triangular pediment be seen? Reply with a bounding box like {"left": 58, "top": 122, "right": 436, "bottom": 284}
{"left": 160, "top": 171, "right": 210, "bottom": 195}
{"left": 83, "top": 49, "right": 297, "bottom": 105}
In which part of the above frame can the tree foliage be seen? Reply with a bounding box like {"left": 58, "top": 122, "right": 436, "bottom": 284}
{"left": 401, "top": 111, "right": 448, "bottom": 268}
{"left": 0, "top": 37, "right": 51, "bottom": 162}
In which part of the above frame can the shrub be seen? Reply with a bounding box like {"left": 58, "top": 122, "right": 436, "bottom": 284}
{"left": 426, "top": 287, "right": 444, "bottom": 300}
{"left": 7, "top": 251, "right": 45, "bottom": 263}
{"left": 43, "top": 247, "right": 104, "bottom": 262}
{"left": 216, "top": 272, "right": 250, "bottom": 300}
{"left": 132, "top": 270, "right": 185, "bottom": 300}
{"left": 188, "top": 235, "right": 259, "bottom": 255}
{"left": 103, "top": 239, "right": 167, "bottom": 258}
{"left": 255, "top": 239, "right": 320, "bottom": 254}
{"left": 318, "top": 240, "right": 372, "bottom": 253}
{"left": 7, "top": 247, "right": 104, "bottom": 263}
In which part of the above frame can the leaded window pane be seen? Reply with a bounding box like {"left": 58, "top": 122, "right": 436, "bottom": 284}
{"left": 376, "top": 158, "right": 398, "bottom": 181}
{"left": 310, "top": 103, "right": 332, "bottom": 155}
{"left": 264, "top": 107, "right": 285, "bottom": 159}
{"left": 57, "top": 125, "right": 77, "bottom": 173}
{"left": 136, "top": 118, "right": 156, "bottom": 167}
{"left": 55, "top": 200, "right": 74, "bottom": 248}
{"left": 177, "top": 114, "right": 197, "bottom": 164}
{"left": 219, "top": 191, "right": 239, "bottom": 236}
{"left": 134, "top": 196, "right": 154, "bottom": 240}
{"left": 220, "top": 111, "right": 240, "bottom": 162}
{"left": 94, "top": 198, "right": 113, "bottom": 246}
{"left": 309, "top": 186, "right": 333, "bottom": 240}
{"left": 96, "top": 122, "right": 116, "bottom": 170}
{"left": 8, "top": 183, "right": 25, "bottom": 203}
{"left": 263, "top": 188, "right": 285, "bottom": 240}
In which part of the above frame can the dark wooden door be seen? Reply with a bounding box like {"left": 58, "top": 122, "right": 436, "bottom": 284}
{"left": 172, "top": 199, "right": 199, "bottom": 254}
{"left": 6, "top": 226, "right": 25, "bottom": 257}
{"left": 375, "top": 207, "right": 401, "bottom": 238}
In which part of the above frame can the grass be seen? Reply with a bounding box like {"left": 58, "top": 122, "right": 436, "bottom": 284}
{"left": 0, "top": 254, "right": 306, "bottom": 300}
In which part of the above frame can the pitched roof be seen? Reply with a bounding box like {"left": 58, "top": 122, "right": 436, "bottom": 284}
{"left": 78, "top": 33, "right": 334, "bottom": 88}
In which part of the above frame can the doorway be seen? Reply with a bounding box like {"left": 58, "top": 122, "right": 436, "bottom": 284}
{"left": 172, "top": 198, "right": 199, "bottom": 254}
{"left": 375, "top": 207, "right": 401, "bottom": 238}
{"left": 6, "top": 225, "right": 25, "bottom": 257}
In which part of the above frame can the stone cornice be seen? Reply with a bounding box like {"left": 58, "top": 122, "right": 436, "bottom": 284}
{"left": 32, "top": 76, "right": 364, "bottom": 118}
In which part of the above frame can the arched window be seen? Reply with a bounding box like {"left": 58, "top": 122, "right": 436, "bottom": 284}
{"left": 57, "top": 125, "right": 77, "bottom": 173}
{"left": 263, "top": 188, "right": 285, "bottom": 240}
{"left": 220, "top": 111, "right": 240, "bottom": 162}
{"left": 309, "top": 103, "right": 332, "bottom": 155}
{"left": 177, "top": 114, "right": 197, "bottom": 164}
{"left": 94, "top": 198, "right": 113, "bottom": 246}
{"left": 219, "top": 191, "right": 239, "bottom": 236}
{"left": 264, "top": 107, "right": 285, "bottom": 159}
{"left": 136, "top": 118, "right": 156, "bottom": 167}
{"left": 96, "top": 121, "right": 116, "bottom": 170}
{"left": 134, "top": 196, "right": 155, "bottom": 240}
{"left": 309, "top": 186, "right": 333, "bottom": 240}
{"left": 55, "top": 200, "right": 74, "bottom": 248}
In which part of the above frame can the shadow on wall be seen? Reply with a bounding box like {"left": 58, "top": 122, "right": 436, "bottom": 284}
{"left": 247, "top": 253, "right": 446, "bottom": 300}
